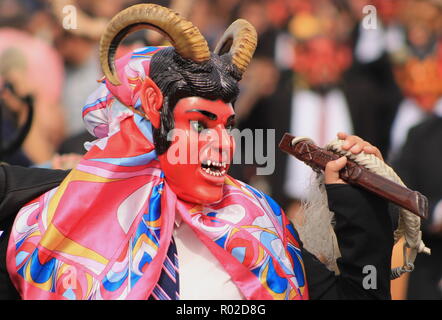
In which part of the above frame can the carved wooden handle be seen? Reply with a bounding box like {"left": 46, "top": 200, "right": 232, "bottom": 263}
{"left": 279, "top": 133, "right": 428, "bottom": 219}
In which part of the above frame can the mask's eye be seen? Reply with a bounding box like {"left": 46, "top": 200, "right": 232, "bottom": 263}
{"left": 225, "top": 124, "right": 235, "bottom": 135}
{"left": 190, "top": 120, "right": 206, "bottom": 133}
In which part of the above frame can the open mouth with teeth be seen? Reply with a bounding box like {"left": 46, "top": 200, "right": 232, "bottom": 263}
{"left": 201, "top": 160, "right": 227, "bottom": 177}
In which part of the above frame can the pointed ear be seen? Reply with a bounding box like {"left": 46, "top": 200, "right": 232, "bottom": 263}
{"left": 139, "top": 77, "right": 163, "bottom": 128}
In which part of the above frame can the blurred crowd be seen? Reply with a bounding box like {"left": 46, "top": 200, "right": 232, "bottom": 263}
{"left": 0, "top": 0, "right": 441, "bottom": 299}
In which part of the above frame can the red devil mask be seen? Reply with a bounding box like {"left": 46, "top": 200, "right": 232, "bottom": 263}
{"left": 140, "top": 79, "right": 236, "bottom": 204}
{"left": 159, "top": 97, "right": 235, "bottom": 204}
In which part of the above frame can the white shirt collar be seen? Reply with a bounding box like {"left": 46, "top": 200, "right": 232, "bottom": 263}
{"left": 175, "top": 214, "right": 182, "bottom": 228}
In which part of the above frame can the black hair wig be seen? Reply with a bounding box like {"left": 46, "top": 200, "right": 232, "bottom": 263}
{"left": 149, "top": 47, "right": 242, "bottom": 155}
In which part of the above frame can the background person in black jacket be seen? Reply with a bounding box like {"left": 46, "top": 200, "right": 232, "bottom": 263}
{"left": 393, "top": 112, "right": 442, "bottom": 300}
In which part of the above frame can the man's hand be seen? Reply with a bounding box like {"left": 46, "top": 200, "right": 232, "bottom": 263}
{"left": 325, "top": 132, "right": 383, "bottom": 184}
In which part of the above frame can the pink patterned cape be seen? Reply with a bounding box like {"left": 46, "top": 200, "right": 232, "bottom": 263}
{"left": 6, "top": 47, "right": 308, "bottom": 300}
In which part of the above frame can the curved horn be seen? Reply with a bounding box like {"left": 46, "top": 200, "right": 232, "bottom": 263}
{"left": 100, "top": 4, "right": 210, "bottom": 85}
{"left": 214, "top": 19, "right": 258, "bottom": 75}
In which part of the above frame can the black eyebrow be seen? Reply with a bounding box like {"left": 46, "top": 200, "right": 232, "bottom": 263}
{"left": 186, "top": 109, "right": 217, "bottom": 120}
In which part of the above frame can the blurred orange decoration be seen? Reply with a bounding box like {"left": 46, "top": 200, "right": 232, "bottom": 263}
{"left": 373, "top": 0, "right": 403, "bottom": 24}
{"left": 393, "top": 0, "right": 442, "bottom": 111}
{"left": 396, "top": 52, "right": 442, "bottom": 111}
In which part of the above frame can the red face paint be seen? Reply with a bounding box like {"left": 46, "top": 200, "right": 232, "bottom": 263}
{"left": 158, "top": 97, "right": 236, "bottom": 204}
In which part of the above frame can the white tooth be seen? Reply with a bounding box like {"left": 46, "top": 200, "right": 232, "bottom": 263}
{"left": 216, "top": 162, "right": 220, "bottom": 167}
{"left": 221, "top": 170, "right": 226, "bottom": 175}
{"left": 223, "top": 162, "right": 226, "bottom": 168}
{"left": 207, "top": 160, "right": 211, "bottom": 167}
{"left": 205, "top": 168, "right": 210, "bottom": 173}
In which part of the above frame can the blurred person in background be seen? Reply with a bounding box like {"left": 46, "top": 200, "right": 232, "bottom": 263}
{"left": 388, "top": 0, "right": 442, "bottom": 162}
{"left": 259, "top": 1, "right": 357, "bottom": 218}
{"left": 349, "top": 0, "right": 406, "bottom": 65}
{"left": 188, "top": 0, "right": 227, "bottom": 48}
{"left": 0, "top": 49, "right": 34, "bottom": 167}
{"left": 55, "top": 30, "right": 100, "bottom": 140}
{"left": 230, "top": 0, "right": 281, "bottom": 124}
{"left": 51, "top": 0, "right": 128, "bottom": 149}
{"left": 0, "top": 13, "right": 65, "bottom": 164}
{"left": 391, "top": 0, "right": 442, "bottom": 300}
{"left": 343, "top": 0, "right": 403, "bottom": 158}
{"left": 393, "top": 104, "right": 442, "bottom": 300}
{"left": 0, "top": 0, "right": 139, "bottom": 166}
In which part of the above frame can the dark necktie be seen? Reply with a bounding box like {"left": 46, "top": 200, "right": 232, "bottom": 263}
{"left": 149, "top": 237, "right": 179, "bottom": 300}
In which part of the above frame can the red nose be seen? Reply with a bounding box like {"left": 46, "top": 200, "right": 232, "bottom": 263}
{"left": 205, "top": 125, "right": 233, "bottom": 163}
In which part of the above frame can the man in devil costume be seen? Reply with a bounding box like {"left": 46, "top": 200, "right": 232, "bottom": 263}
{"left": 0, "top": 4, "right": 393, "bottom": 300}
